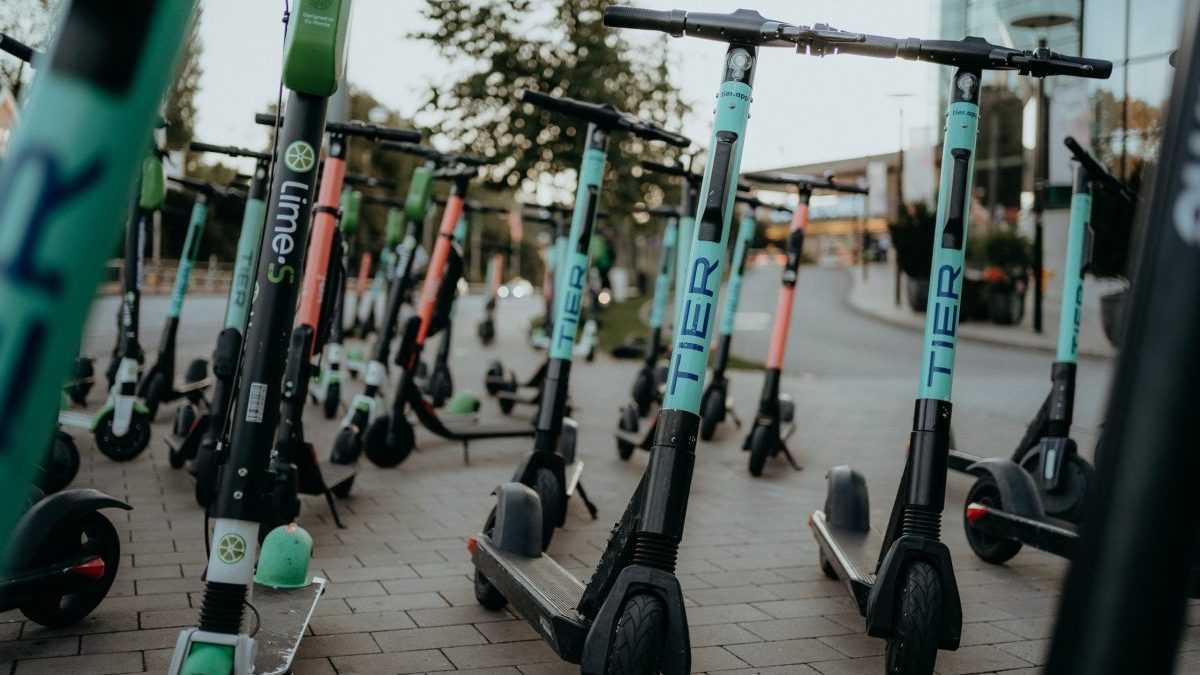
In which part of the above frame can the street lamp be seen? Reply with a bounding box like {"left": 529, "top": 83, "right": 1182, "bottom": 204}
{"left": 1006, "top": 6, "right": 1076, "bottom": 334}
{"left": 887, "top": 92, "right": 914, "bottom": 307}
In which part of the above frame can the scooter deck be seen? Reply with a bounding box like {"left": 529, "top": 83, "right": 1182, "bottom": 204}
{"left": 58, "top": 411, "right": 93, "bottom": 429}
{"left": 809, "top": 510, "right": 879, "bottom": 615}
{"left": 966, "top": 502, "right": 1076, "bottom": 558}
{"left": 316, "top": 461, "right": 356, "bottom": 490}
{"left": 437, "top": 419, "right": 535, "bottom": 440}
{"left": 252, "top": 577, "right": 327, "bottom": 675}
{"left": 471, "top": 534, "right": 587, "bottom": 662}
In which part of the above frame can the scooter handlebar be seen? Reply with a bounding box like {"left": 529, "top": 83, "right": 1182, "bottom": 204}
{"left": 519, "top": 89, "right": 690, "bottom": 146}
{"left": 0, "top": 33, "right": 35, "bottom": 63}
{"left": 344, "top": 173, "right": 395, "bottom": 190}
{"left": 744, "top": 170, "right": 867, "bottom": 195}
{"left": 829, "top": 33, "right": 1111, "bottom": 79}
{"left": 1064, "top": 136, "right": 1137, "bottom": 205}
{"left": 189, "top": 141, "right": 271, "bottom": 161}
{"left": 378, "top": 141, "right": 489, "bottom": 168}
{"left": 254, "top": 113, "right": 422, "bottom": 142}
{"left": 602, "top": 6, "right": 685, "bottom": 36}
{"left": 604, "top": 7, "right": 804, "bottom": 48}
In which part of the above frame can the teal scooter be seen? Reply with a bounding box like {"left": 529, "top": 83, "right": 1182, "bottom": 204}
{"left": 138, "top": 175, "right": 226, "bottom": 420}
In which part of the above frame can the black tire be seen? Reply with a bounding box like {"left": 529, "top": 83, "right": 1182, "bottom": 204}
{"left": 172, "top": 403, "right": 196, "bottom": 440}
{"left": 39, "top": 431, "right": 80, "bottom": 494}
{"left": 477, "top": 319, "right": 495, "bottom": 346}
{"left": 1019, "top": 450, "right": 1092, "bottom": 523}
{"left": 617, "top": 405, "right": 638, "bottom": 461}
{"left": 68, "top": 358, "right": 94, "bottom": 407}
{"left": 605, "top": 594, "right": 666, "bottom": 675}
{"left": 699, "top": 388, "right": 724, "bottom": 442}
{"left": 631, "top": 369, "right": 655, "bottom": 418}
{"left": 323, "top": 381, "right": 341, "bottom": 420}
{"left": 430, "top": 367, "right": 453, "bottom": 408}
{"left": 497, "top": 378, "right": 517, "bottom": 416}
{"left": 884, "top": 561, "right": 942, "bottom": 675}
{"left": 474, "top": 508, "right": 508, "bottom": 610}
{"left": 191, "top": 443, "right": 219, "bottom": 508}
{"left": 143, "top": 372, "right": 167, "bottom": 420}
{"left": 819, "top": 549, "right": 837, "bottom": 580}
{"left": 19, "top": 512, "right": 121, "bottom": 627}
{"left": 364, "top": 415, "right": 414, "bottom": 468}
{"left": 747, "top": 424, "right": 772, "bottom": 477}
{"left": 484, "top": 361, "right": 505, "bottom": 396}
{"left": 330, "top": 425, "right": 362, "bottom": 465}
{"left": 95, "top": 409, "right": 151, "bottom": 462}
{"left": 534, "top": 469, "right": 562, "bottom": 550}
{"left": 963, "top": 475, "right": 1023, "bottom": 565}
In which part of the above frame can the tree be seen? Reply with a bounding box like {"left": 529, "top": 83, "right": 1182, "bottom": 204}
{"left": 0, "top": 0, "right": 60, "bottom": 99}
{"left": 413, "top": 0, "right": 691, "bottom": 228}
{"left": 164, "top": 7, "right": 204, "bottom": 151}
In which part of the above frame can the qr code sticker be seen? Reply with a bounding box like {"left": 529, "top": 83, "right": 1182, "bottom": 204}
{"left": 246, "top": 382, "right": 267, "bottom": 423}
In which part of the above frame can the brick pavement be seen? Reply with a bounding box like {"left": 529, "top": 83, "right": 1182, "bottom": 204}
{"left": 2, "top": 286, "right": 1194, "bottom": 675}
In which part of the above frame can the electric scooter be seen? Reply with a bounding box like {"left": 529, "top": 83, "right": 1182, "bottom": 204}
{"left": 308, "top": 185, "right": 361, "bottom": 420}
{"left": 470, "top": 11, "right": 769, "bottom": 666}
{"left": 58, "top": 140, "right": 167, "bottom": 462}
{"left": 0, "top": 0, "right": 194, "bottom": 632}
{"left": 167, "top": 141, "right": 270, "bottom": 489}
{"left": 742, "top": 170, "right": 867, "bottom": 476}
{"left": 139, "top": 175, "right": 226, "bottom": 420}
{"left": 614, "top": 190, "right": 760, "bottom": 460}
{"left": 169, "top": 4, "right": 387, "bottom": 673}
{"left": 697, "top": 196, "right": 779, "bottom": 441}
{"left": 483, "top": 204, "right": 569, "bottom": 409}
{"left": 955, "top": 136, "right": 1141, "bottom": 564}
{"left": 364, "top": 147, "right": 552, "bottom": 468}
{"left": 1045, "top": 12, "right": 1200, "bottom": 671}
{"left": 344, "top": 194, "right": 409, "bottom": 377}
{"left": 421, "top": 199, "right": 509, "bottom": 407}
{"left": 622, "top": 205, "right": 678, "bottom": 419}
{"left": 802, "top": 26, "right": 1110, "bottom": 675}
{"left": 260, "top": 113, "right": 420, "bottom": 531}
{"left": 323, "top": 146, "right": 451, "bottom": 491}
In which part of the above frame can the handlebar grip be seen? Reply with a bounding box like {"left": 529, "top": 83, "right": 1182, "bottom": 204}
{"left": 602, "top": 6, "right": 685, "bottom": 36}
{"left": 0, "top": 33, "right": 34, "bottom": 63}
{"left": 189, "top": 142, "right": 271, "bottom": 161}
{"left": 168, "top": 175, "right": 212, "bottom": 193}
{"left": 519, "top": 89, "right": 597, "bottom": 120}
{"left": 255, "top": 113, "right": 279, "bottom": 126}
{"left": 632, "top": 124, "right": 691, "bottom": 147}
{"left": 640, "top": 159, "right": 689, "bottom": 178}
{"left": 1046, "top": 53, "right": 1112, "bottom": 79}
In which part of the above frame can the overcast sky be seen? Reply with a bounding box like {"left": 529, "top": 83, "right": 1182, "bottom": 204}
{"left": 195, "top": 0, "right": 938, "bottom": 176}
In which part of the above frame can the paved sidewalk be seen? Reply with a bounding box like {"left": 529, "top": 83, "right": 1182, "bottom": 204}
{"left": 846, "top": 263, "right": 1119, "bottom": 359}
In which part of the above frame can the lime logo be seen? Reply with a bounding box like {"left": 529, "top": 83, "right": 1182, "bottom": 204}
{"left": 285, "top": 141, "right": 316, "bottom": 173}
{"left": 216, "top": 533, "right": 247, "bottom": 564}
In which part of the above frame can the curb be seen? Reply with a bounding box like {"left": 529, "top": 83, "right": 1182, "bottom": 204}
{"left": 842, "top": 269, "right": 1116, "bottom": 361}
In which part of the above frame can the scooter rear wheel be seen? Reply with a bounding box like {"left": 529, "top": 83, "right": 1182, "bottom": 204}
{"left": 884, "top": 561, "right": 941, "bottom": 675}
{"left": 605, "top": 594, "right": 666, "bottom": 674}
{"left": 963, "top": 475, "right": 1023, "bottom": 564}
{"left": 324, "top": 381, "right": 341, "bottom": 420}
{"left": 19, "top": 511, "right": 120, "bottom": 628}
{"left": 95, "top": 410, "right": 151, "bottom": 462}
{"left": 1018, "top": 450, "right": 1092, "bottom": 523}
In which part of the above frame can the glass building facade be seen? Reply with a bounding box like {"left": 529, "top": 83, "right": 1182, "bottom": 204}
{"left": 936, "top": 0, "right": 1179, "bottom": 223}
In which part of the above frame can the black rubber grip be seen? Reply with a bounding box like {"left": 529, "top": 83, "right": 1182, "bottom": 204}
{"left": 254, "top": 113, "right": 420, "bottom": 141}
{"left": 521, "top": 89, "right": 689, "bottom": 146}
{"left": 0, "top": 33, "right": 34, "bottom": 63}
{"left": 189, "top": 141, "right": 270, "bottom": 161}
{"left": 1064, "top": 136, "right": 1137, "bottom": 205}
{"left": 602, "top": 7, "right": 685, "bottom": 36}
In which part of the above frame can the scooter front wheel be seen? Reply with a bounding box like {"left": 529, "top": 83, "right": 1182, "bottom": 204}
{"left": 330, "top": 428, "right": 359, "bottom": 498}
{"left": 95, "top": 409, "right": 151, "bottom": 462}
{"left": 699, "top": 388, "right": 724, "bottom": 441}
{"left": 39, "top": 431, "right": 80, "bottom": 494}
{"left": 533, "top": 468, "right": 562, "bottom": 550}
{"left": 473, "top": 508, "right": 508, "bottom": 610}
{"left": 19, "top": 511, "right": 120, "bottom": 627}
{"left": 484, "top": 361, "right": 505, "bottom": 396}
{"left": 884, "top": 561, "right": 941, "bottom": 675}
{"left": 605, "top": 594, "right": 667, "bottom": 674}
{"left": 746, "top": 424, "right": 772, "bottom": 477}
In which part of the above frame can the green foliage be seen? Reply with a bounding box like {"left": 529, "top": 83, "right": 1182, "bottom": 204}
{"left": 164, "top": 7, "right": 204, "bottom": 150}
{"left": 888, "top": 202, "right": 936, "bottom": 278}
{"left": 0, "top": 0, "right": 59, "bottom": 99}
{"left": 412, "top": 0, "right": 690, "bottom": 226}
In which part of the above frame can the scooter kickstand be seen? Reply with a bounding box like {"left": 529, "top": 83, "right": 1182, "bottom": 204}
{"left": 323, "top": 489, "right": 347, "bottom": 529}
{"left": 575, "top": 481, "right": 599, "bottom": 520}
{"left": 780, "top": 441, "right": 803, "bottom": 472}
{"left": 728, "top": 407, "right": 743, "bottom": 429}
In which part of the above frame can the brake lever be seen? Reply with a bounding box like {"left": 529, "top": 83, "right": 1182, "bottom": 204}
{"left": 788, "top": 24, "right": 866, "bottom": 56}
